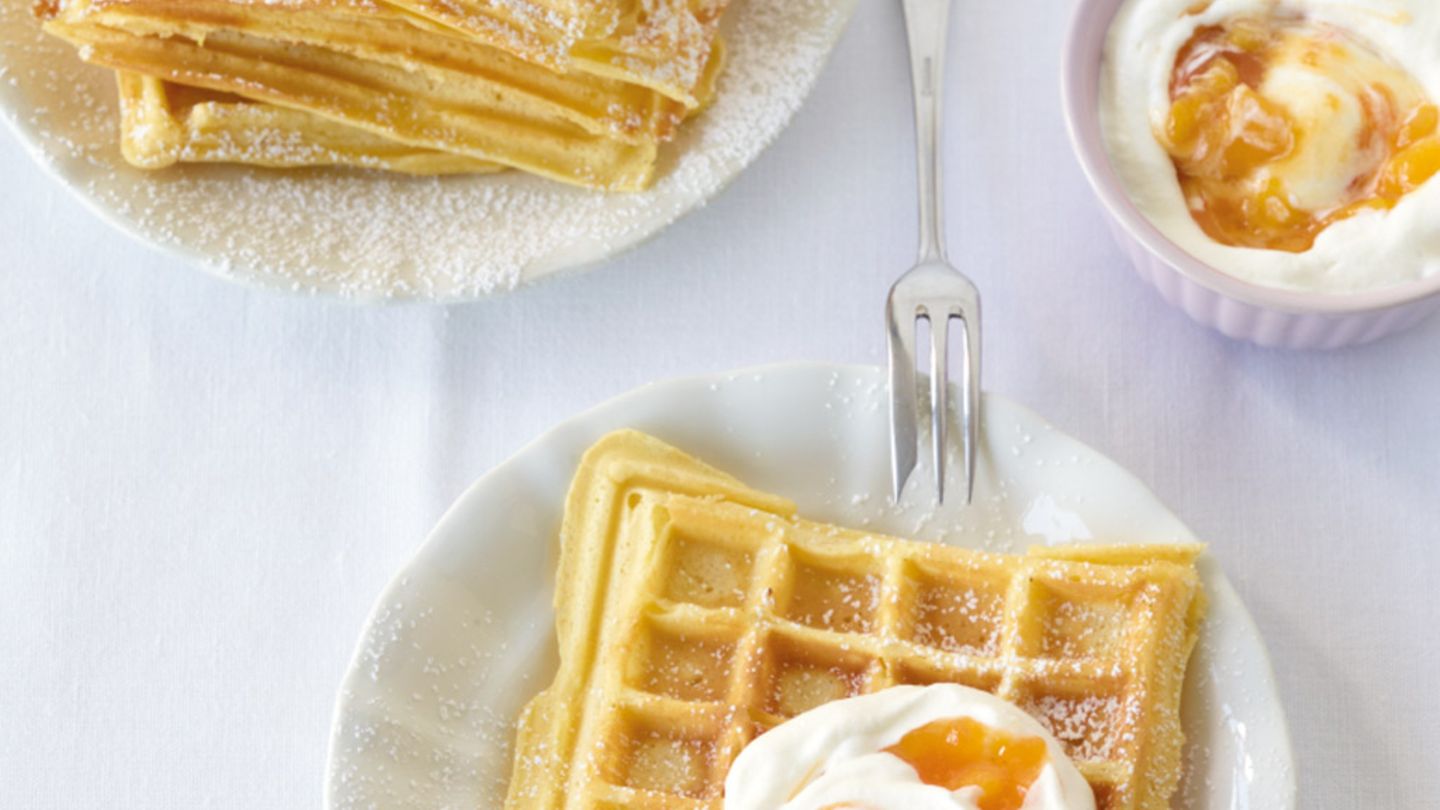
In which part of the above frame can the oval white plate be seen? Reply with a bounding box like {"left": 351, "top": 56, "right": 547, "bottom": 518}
{"left": 325, "top": 363, "right": 1295, "bottom": 809}
{"left": 0, "top": 0, "right": 856, "bottom": 301}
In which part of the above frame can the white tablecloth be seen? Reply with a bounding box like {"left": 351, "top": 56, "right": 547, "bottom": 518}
{"left": 3, "top": 2, "right": 1438, "bottom": 806}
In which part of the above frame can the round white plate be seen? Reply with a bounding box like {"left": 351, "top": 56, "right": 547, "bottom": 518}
{"left": 0, "top": 0, "right": 856, "bottom": 301}
{"left": 324, "top": 363, "right": 1295, "bottom": 809}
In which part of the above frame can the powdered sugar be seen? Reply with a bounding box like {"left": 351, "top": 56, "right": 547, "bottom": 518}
{"left": 309, "top": 367, "right": 1291, "bottom": 809}
{"left": 0, "top": 0, "right": 858, "bottom": 300}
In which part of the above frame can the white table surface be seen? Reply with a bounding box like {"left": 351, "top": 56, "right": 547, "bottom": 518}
{"left": 2, "top": 2, "right": 1438, "bottom": 807}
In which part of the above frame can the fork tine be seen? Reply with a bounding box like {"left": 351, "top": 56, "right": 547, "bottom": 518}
{"left": 887, "top": 296, "right": 919, "bottom": 502}
{"left": 930, "top": 312, "right": 948, "bottom": 504}
{"left": 960, "top": 308, "right": 981, "bottom": 505}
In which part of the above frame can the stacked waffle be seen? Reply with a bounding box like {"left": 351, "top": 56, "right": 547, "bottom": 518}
{"left": 508, "top": 430, "right": 1207, "bottom": 810}
{"left": 34, "top": 0, "right": 729, "bottom": 188}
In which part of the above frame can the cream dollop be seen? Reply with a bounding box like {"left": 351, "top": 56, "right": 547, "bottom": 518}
{"left": 1100, "top": 0, "right": 1440, "bottom": 292}
{"left": 1255, "top": 28, "right": 1424, "bottom": 212}
{"left": 722, "top": 685, "right": 1096, "bottom": 810}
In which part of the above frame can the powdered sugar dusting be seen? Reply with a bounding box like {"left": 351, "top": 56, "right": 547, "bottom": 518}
{"left": 328, "top": 575, "right": 540, "bottom": 809}
{"left": 0, "top": 0, "right": 858, "bottom": 300}
{"left": 308, "top": 370, "right": 1290, "bottom": 808}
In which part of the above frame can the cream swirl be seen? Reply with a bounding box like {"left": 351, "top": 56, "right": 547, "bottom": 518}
{"left": 1101, "top": 0, "right": 1440, "bottom": 291}
{"left": 722, "top": 685, "right": 1095, "bottom": 810}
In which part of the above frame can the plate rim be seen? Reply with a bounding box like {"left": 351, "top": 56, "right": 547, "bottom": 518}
{"left": 0, "top": 0, "right": 860, "bottom": 303}
{"left": 322, "top": 360, "right": 1297, "bottom": 810}
{"left": 0, "top": 97, "right": 260, "bottom": 294}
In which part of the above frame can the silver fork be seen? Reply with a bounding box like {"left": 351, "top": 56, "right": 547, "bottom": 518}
{"left": 887, "top": 0, "right": 981, "bottom": 505}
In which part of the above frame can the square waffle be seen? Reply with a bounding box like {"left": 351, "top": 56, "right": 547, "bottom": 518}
{"left": 117, "top": 72, "right": 500, "bottom": 174}
{"left": 506, "top": 430, "right": 1206, "bottom": 810}
{"left": 59, "top": 0, "right": 698, "bottom": 144}
{"left": 378, "top": 0, "right": 729, "bottom": 106}
{"left": 36, "top": 0, "right": 726, "bottom": 187}
{"left": 43, "top": 19, "right": 663, "bottom": 189}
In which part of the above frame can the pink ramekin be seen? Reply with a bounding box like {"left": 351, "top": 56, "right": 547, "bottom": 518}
{"left": 1061, "top": 0, "right": 1440, "bottom": 349}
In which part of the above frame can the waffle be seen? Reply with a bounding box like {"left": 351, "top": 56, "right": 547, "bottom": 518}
{"left": 57, "top": 0, "right": 696, "bottom": 144}
{"left": 43, "top": 19, "right": 663, "bottom": 189}
{"left": 117, "top": 73, "right": 499, "bottom": 174}
{"left": 379, "top": 0, "right": 730, "bottom": 106}
{"left": 506, "top": 430, "right": 1206, "bottom": 810}
{"left": 35, "top": 0, "right": 728, "bottom": 188}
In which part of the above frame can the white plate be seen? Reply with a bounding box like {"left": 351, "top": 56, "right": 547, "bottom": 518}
{"left": 324, "top": 363, "right": 1295, "bottom": 809}
{"left": 0, "top": 0, "right": 856, "bottom": 301}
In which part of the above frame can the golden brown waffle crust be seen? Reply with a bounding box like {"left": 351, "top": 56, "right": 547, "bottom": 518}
{"left": 504, "top": 430, "right": 1207, "bottom": 810}
{"left": 115, "top": 72, "right": 503, "bottom": 173}
{"left": 36, "top": 0, "right": 727, "bottom": 186}
{"left": 506, "top": 431, "right": 794, "bottom": 810}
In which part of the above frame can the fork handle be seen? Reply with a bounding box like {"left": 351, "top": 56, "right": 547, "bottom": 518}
{"left": 901, "top": 0, "right": 951, "bottom": 263}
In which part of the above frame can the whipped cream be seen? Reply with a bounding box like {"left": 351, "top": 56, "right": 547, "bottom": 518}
{"left": 722, "top": 685, "right": 1095, "bottom": 810}
{"left": 1100, "top": 0, "right": 1440, "bottom": 292}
